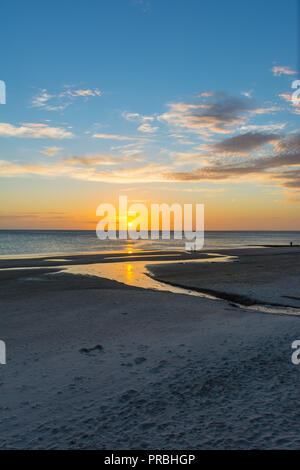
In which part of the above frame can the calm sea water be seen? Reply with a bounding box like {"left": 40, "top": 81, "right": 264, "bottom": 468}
{"left": 1, "top": 230, "right": 300, "bottom": 257}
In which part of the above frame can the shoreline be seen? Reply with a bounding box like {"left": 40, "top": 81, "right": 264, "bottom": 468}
{"left": 1, "top": 246, "right": 300, "bottom": 310}
{"left": 0, "top": 244, "right": 298, "bottom": 265}
{"left": 0, "top": 242, "right": 299, "bottom": 261}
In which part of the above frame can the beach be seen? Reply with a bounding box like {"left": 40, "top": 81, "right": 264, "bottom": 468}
{"left": 148, "top": 247, "right": 300, "bottom": 309}
{"left": 0, "top": 247, "right": 300, "bottom": 449}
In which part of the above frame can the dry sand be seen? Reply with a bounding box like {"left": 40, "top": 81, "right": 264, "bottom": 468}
{"left": 0, "top": 247, "right": 300, "bottom": 449}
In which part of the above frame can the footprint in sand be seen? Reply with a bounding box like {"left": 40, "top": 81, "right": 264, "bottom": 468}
{"left": 79, "top": 345, "right": 103, "bottom": 354}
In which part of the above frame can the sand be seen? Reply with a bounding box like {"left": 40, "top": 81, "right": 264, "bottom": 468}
{"left": 149, "top": 247, "right": 300, "bottom": 308}
{"left": 0, "top": 247, "right": 300, "bottom": 449}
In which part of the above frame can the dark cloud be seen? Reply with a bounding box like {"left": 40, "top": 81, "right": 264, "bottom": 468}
{"left": 187, "top": 96, "right": 249, "bottom": 133}
{"left": 165, "top": 151, "right": 300, "bottom": 182}
{"left": 212, "top": 132, "right": 280, "bottom": 154}
{"left": 272, "top": 169, "right": 300, "bottom": 189}
{"left": 275, "top": 132, "right": 300, "bottom": 153}
{"left": 159, "top": 92, "right": 276, "bottom": 135}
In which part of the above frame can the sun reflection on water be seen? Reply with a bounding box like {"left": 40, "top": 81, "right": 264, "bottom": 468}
{"left": 126, "top": 264, "right": 134, "bottom": 281}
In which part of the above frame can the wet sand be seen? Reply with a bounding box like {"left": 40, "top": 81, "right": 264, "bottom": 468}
{"left": 0, "top": 247, "right": 300, "bottom": 449}
{"left": 2, "top": 246, "right": 300, "bottom": 308}
{"left": 148, "top": 247, "right": 300, "bottom": 308}
{"left": 0, "top": 250, "right": 209, "bottom": 269}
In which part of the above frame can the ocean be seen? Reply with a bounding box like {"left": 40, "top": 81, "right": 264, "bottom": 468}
{"left": 1, "top": 230, "right": 300, "bottom": 256}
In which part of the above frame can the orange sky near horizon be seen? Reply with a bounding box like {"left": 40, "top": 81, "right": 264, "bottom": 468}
{"left": 1, "top": 176, "right": 299, "bottom": 231}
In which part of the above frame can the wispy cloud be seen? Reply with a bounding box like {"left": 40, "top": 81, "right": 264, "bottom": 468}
{"left": 40, "top": 146, "right": 62, "bottom": 156}
{"left": 92, "top": 133, "right": 137, "bottom": 141}
{"left": 0, "top": 122, "right": 73, "bottom": 139}
{"left": 239, "top": 123, "right": 286, "bottom": 132}
{"left": 32, "top": 90, "right": 54, "bottom": 109}
{"left": 249, "top": 106, "right": 280, "bottom": 115}
{"left": 60, "top": 88, "right": 102, "bottom": 98}
{"left": 272, "top": 65, "right": 296, "bottom": 76}
{"left": 63, "top": 152, "right": 143, "bottom": 166}
{"left": 137, "top": 122, "right": 158, "bottom": 133}
{"left": 122, "top": 111, "right": 158, "bottom": 133}
{"left": 0, "top": 160, "right": 167, "bottom": 183}
{"left": 31, "top": 86, "right": 102, "bottom": 111}
{"left": 278, "top": 92, "right": 300, "bottom": 115}
{"left": 122, "top": 111, "right": 155, "bottom": 122}
{"left": 241, "top": 91, "right": 253, "bottom": 98}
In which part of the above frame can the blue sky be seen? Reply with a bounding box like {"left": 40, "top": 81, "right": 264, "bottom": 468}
{"left": 0, "top": 0, "right": 299, "bottom": 229}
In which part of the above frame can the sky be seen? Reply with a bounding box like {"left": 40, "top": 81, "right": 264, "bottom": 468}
{"left": 0, "top": 0, "right": 299, "bottom": 230}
